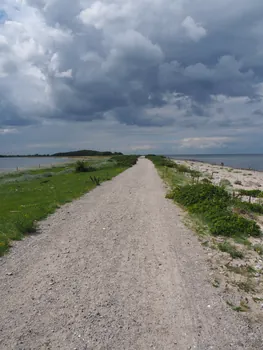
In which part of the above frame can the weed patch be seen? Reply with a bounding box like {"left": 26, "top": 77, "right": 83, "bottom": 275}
{"left": 75, "top": 160, "right": 96, "bottom": 173}
{"left": 218, "top": 241, "right": 244, "bottom": 259}
{"left": 171, "top": 183, "right": 260, "bottom": 237}
{"left": 236, "top": 280, "right": 255, "bottom": 293}
{"left": 253, "top": 244, "right": 263, "bottom": 255}
{"left": 234, "top": 200, "right": 263, "bottom": 215}
{"left": 226, "top": 265, "right": 256, "bottom": 276}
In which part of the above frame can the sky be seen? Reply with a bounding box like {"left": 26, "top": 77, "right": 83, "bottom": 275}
{"left": 1, "top": 1, "right": 263, "bottom": 155}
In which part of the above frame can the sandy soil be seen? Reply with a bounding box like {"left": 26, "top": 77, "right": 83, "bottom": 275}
{"left": 0, "top": 158, "right": 262, "bottom": 349}
{"left": 173, "top": 159, "right": 263, "bottom": 318}
{"left": 174, "top": 159, "right": 263, "bottom": 192}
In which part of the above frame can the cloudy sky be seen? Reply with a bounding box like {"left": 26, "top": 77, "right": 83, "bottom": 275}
{"left": 1, "top": 0, "right": 263, "bottom": 154}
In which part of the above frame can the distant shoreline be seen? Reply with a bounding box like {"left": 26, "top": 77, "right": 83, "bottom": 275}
{"left": 169, "top": 154, "right": 263, "bottom": 172}
{"left": 0, "top": 157, "right": 73, "bottom": 174}
{"left": 170, "top": 158, "right": 260, "bottom": 172}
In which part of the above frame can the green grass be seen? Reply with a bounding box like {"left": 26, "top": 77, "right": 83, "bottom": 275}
{"left": 171, "top": 183, "right": 260, "bottom": 237}
{"left": 234, "top": 200, "right": 263, "bottom": 215}
{"left": 233, "top": 236, "right": 252, "bottom": 247}
{"left": 110, "top": 155, "right": 139, "bottom": 167}
{"left": 0, "top": 157, "right": 137, "bottom": 256}
{"left": 147, "top": 155, "right": 262, "bottom": 239}
{"left": 238, "top": 189, "right": 262, "bottom": 198}
{"left": 146, "top": 155, "right": 201, "bottom": 176}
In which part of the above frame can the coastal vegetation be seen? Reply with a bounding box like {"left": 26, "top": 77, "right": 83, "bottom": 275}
{"left": 0, "top": 155, "right": 138, "bottom": 256}
{"left": 147, "top": 155, "right": 262, "bottom": 239}
{"left": 147, "top": 154, "right": 263, "bottom": 313}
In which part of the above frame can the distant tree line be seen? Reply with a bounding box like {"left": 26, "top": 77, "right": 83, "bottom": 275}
{"left": 0, "top": 150, "right": 123, "bottom": 157}
{"left": 0, "top": 154, "right": 50, "bottom": 158}
{"left": 52, "top": 150, "right": 123, "bottom": 157}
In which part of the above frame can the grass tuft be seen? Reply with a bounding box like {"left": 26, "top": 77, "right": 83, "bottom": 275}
{"left": 253, "top": 243, "right": 263, "bottom": 255}
{"left": 218, "top": 241, "right": 244, "bottom": 259}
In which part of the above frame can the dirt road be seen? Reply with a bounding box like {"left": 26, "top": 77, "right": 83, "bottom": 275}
{"left": 0, "top": 158, "right": 262, "bottom": 349}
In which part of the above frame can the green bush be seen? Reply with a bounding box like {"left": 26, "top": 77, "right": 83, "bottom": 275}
{"left": 75, "top": 161, "right": 96, "bottom": 173}
{"left": 238, "top": 189, "right": 262, "bottom": 198}
{"left": 110, "top": 155, "right": 139, "bottom": 167}
{"left": 172, "top": 183, "right": 231, "bottom": 207}
{"left": 172, "top": 183, "right": 261, "bottom": 237}
{"left": 75, "top": 160, "right": 86, "bottom": 172}
{"left": 219, "top": 179, "right": 232, "bottom": 187}
{"left": 234, "top": 201, "right": 263, "bottom": 214}
{"left": 209, "top": 213, "right": 260, "bottom": 237}
{"left": 146, "top": 155, "right": 176, "bottom": 168}
{"left": 201, "top": 178, "right": 212, "bottom": 184}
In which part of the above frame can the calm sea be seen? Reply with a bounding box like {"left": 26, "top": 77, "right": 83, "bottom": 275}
{"left": 168, "top": 154, "right": 263, "bottom": 171}
{"left": 0, "top": 157, "right": 70, "bottom": 172}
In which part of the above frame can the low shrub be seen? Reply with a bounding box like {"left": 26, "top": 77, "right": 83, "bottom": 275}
{"left": 172, "top": 183, "right": 231, "bottom": 207}
{"left": 234, "top": 180, "right": 242, "bottom": 185}
{"left": 209, "top": 213, "right": 259, "bottom": 237}
{"left": 201, "top": 178, "right": 212, "bottom": 184}
{"left": 234, "top": 201, "right": 263, "bottom": 214}
{"left": 110, "top": 155, "right": 139, "bottom": 167}
{"left": 172, "top": 183, "right": 261, "bottom": 237}
{"left": 238, "top": 189, "right": 262, "bottom": 198}
{"left": 75, "top": 160, "right": 86, "bottom": 172}
{"left": 219, "top": 178, "right": 232, "bottom": 187}
{"left": 146, "top": 155, "right": 177, "bottom": 168}
{"left": 75, "top": 161, "right": 96, "bottom": 173}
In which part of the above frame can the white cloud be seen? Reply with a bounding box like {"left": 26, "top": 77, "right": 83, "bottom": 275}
{"left": 182, "top": 16, "right": 207, "bottom": 41}
{"left": 1, "top": 0, "right": 263, "bottom": 153}
{"left": 179, "top": 137, "right": 233, "bottom": 149}
{"left": 130, "top": 144, "right": 153, "bottom": 151}
{"left": 0, "top": 128, "right": 18, "bottom": 134}
{"left": 79, "top": 1, "right": 131, "bottom": 29}
{"left": 55, "top": 69, "right": 73, "bottom": 78}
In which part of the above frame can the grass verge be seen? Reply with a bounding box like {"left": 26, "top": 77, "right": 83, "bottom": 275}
{"left": 147, "top": 155, "right": 261, "bottom": 239}
{"left": 0, "top": 155, "right": 139, "bottom": 256}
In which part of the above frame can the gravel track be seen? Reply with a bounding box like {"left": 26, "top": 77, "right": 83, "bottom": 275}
{"left": 0, "top": 158, "right": 262, "bottom": 349}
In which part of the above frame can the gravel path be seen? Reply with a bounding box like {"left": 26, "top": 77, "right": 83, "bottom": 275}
{"left": 0, "top": 158, "right": 262, "bottom": 350}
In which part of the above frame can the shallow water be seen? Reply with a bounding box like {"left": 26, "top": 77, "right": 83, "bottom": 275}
{"left": 0, "top": 157, "right": 70, "bottom": 172}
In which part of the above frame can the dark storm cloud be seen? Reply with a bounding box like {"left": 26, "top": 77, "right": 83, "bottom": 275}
{"left": 253, "top": 109, "right": 263, "bottom": 116}
{"left": 1, "top": 0, "right": 263, "bottom": 129}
